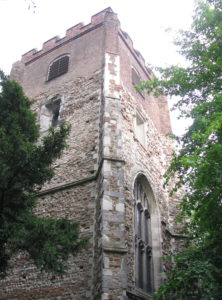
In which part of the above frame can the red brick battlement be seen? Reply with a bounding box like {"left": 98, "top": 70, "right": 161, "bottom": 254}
{"left": 119, "top": 30, "right": 153, "bottom": 77}
{"left": 21, "top": 7, "right": 116, "bottom": 64}
{"left": 21, "top": 7, "right": 151, "bottom": 76}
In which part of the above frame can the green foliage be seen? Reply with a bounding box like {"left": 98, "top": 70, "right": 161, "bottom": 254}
{"left": 153, "top": 244, "right": 222, "bottom": 300}
{"left": 139, "top": 0, "right": 222, "bottom": 299}
{"left": 0, "top": 72, "right": 84, "bottom": 278}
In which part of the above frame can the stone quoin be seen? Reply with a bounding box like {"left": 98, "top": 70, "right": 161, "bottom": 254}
{"left": 1, "top": 7, "right": 185, "bottom": 300}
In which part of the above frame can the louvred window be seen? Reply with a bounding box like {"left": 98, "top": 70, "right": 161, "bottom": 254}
{"left": 48, "top": 56, "right": 69, "bottom": 81}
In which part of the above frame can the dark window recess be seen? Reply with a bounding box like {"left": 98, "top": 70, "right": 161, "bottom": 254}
{"left": 132, "top": 68, "right": 145, "bottom": 98}
{"left": 46, "top": 99, "right": 61, "bottom": 127}
{"left": 48, "top": 56, "right": 69, "bottom": 81}
{"left": 134, "top": 181, "right": 152, "bottom": 293}
{"left": 132, "top": 68, "right": 141, "bottom": 86}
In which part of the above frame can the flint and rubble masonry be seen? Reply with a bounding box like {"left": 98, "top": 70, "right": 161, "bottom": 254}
{"left": 1, "top": 7, "right": 184, "bottom": 300}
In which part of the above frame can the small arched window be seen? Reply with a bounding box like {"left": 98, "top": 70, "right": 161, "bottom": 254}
{"left": 47, "top": 55, "right": 69, "bottom": 81}
{"left": 39, "top": 96, "right": 62, "bottom": 131}
{"left": 134, "top": 179, "right": 153, "bottom": 293}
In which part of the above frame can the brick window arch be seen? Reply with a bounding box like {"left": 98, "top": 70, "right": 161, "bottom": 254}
{"left": 47, "top": 55, "right": 69, "bottom": 81}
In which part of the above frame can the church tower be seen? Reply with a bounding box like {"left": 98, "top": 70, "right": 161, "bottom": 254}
{"left": 2, "top": 8, "right": 184, "bottom": 300}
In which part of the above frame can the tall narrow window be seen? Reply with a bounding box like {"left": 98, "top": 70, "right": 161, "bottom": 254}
{"left": 47, "top": 55, "right": 69, "bottom": 81}
{"left": 134, "top": 113, "right": 146, "bottom": 148}
{"left": 134, "top": 179, "right": 153, "bottom": 293}
{"left": 131, "top": 67, "right": 145, "bottom": 98}
{"left": 46, "top": 99, "right": 61, "bottom": 127}
{"left": 132, "top": 67, "right": 141, "bottom": 86}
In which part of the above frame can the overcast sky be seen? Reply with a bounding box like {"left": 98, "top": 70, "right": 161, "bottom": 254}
{"left": 0, "top": 0, "right": 195, "bottom": 134}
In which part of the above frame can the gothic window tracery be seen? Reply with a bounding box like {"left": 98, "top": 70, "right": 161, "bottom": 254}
{"left": 134, "top": 178, "right": 153, "bottom": 293}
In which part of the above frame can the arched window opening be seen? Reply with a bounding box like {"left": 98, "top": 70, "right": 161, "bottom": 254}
{"left": 134, "top": 179, "right": 153, "bottom": 293}
{"left": 40, "top": 97, "right": 61, "bottom": 131}
{"left": 46, "top": 99, "right": 61, "bottom": 127}
{"left": 47, "top": 55, "right": 69, "bottom": 81}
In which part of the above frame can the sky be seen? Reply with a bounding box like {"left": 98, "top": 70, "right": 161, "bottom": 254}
{"left": 0, "top": 0, "right": 195, "bottom": 135}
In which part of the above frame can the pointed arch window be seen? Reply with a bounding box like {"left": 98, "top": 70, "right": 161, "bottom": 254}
{"left": 134, "top": 179, "right": 153, "bottom": 293}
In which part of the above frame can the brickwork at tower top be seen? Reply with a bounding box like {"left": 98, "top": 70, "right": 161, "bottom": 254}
{"left": 11, "top": 7, "right": 170, "bottom": 135}
{"left": 20, "top": 7, "right": 152, "bottom": 78}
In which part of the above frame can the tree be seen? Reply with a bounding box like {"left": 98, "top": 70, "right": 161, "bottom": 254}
{"left": 138, "top": 0, "right": 222, "bottom": 298}
{"left": 0, "top": 71, "right": 84, "bottom": 279}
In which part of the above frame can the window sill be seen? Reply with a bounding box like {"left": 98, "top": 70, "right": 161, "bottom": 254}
{"left": 126, "top": 288, "right": 152, "bottom": 300}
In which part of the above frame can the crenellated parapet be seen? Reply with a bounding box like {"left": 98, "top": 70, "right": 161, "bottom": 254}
{"left": 119, "top": 29, "right": 153, "bottom": 77}
{"left": 21, "top": 7, "right": 117, "bottom": 64}
{"left": 119, "top": 28, "right": 155, "bottom": 77}
{"left": 20, "top": 7, "right": 152, "bottom": 77}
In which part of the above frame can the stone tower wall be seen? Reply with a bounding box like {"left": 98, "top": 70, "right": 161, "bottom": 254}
{"left": 1, "top": 8, "right": 183, "bottom": 300}
{"left": 0, "top": 73, "right": 102, "bottom": 299}
{"left": 2, "top": 10, "right": 107, "bottom": 299}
